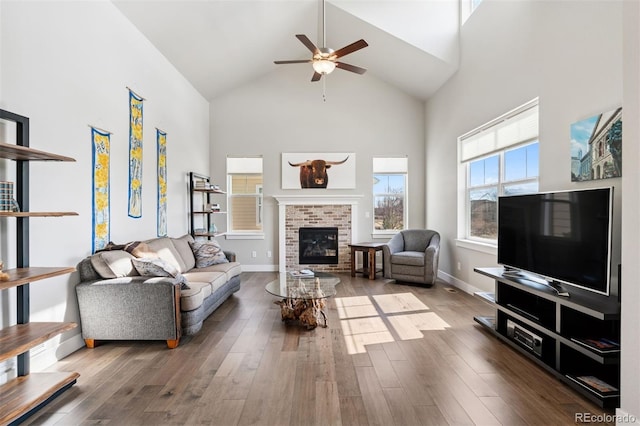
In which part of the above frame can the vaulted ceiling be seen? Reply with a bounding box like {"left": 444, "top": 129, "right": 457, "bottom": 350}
{"left": 113, "top": 0, "right": 461, "bottom": 101}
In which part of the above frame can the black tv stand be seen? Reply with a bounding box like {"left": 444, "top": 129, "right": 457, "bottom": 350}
{"left": 473, "top": 267, "right": 620, "bottom": 409}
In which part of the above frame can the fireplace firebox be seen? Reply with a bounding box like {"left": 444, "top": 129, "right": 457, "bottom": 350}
{"left": 299, "top": 227, "right": 339, "bottom": 265}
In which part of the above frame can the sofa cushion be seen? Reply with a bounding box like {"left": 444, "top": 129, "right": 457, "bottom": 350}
{"left": 131, "top": 257, "right": 190, "bottom": 289}
{"left": 145, "top": 237, "right": 187, "bottom": 272}
{"left": 179, "top": 281, "right": 212, "bottom": 312}
{"left": 90, "top": 250, "right": 138, "bottom": 279}
{"left": 391, "top": 251, "right": 426, "bottom": 267}
{"left": 182, "top": 271, "right": 227, "bottom": 291}
{"left": 189, "top": 239, "right": 229, "bottom": 268}
{"left": 171, "top": 234, "right": 196, "bottom": 272}
{"left": 195, "top": 262, "right": 242, "bottom": 281}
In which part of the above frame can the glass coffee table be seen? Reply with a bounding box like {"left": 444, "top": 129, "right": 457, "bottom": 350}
{"left": 265, "top": 272, "right": 340, "bottom": 329}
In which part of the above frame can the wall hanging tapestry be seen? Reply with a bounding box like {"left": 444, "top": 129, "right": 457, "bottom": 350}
{"left": 91, "top": 127, "right": 111, "bottom": 253}
{"left": 571, "top": 107, "right": 622, "bottom": 182}
{"left": 157, "top": 129, "right": 168, "bottom": 237}
{"left": 128, "top": 88, "right": 144, "bottom": 217}
{"left": 282, "top": 152, "right": 356, "bottom": 189}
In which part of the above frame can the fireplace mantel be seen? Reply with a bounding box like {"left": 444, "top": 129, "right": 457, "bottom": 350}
{"left": 273, "top": 195, "right": 363, "bottom": 273}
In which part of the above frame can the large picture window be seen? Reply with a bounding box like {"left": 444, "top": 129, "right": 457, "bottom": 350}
{"left": 226, "top": 156, "right": 263, "bottom": 238}
{"left": 373, "top": 157, "right": 408, "bottom": 233}
{"left": 459, "top": 99, "right": 539, "bottom": 244}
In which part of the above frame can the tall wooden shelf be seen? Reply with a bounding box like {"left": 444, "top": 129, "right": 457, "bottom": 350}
{"left": 0, "top": 109, "right": 79, "bottom": 425}
{"left": 188, "top": 172, "right": 226, "bottom": 240}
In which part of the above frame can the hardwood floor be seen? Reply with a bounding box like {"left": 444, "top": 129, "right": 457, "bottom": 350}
{"left": 23, "top": 272, "right": 614, "bottom": 425}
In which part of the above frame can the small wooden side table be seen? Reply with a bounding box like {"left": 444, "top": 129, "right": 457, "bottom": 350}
{"left": 348, "top": 242, "right": 386, "bottom": 280}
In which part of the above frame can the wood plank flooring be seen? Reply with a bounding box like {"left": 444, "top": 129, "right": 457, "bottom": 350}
{"left": 23, "top": 272, "right": 614, "bottom": 425}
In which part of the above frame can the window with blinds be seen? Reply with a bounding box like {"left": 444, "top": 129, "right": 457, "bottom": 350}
{"left": 227, "top": 156, "right": 263, "bottom": 235}
{"left": 458, "top": 99, "right": 540, "bottom": 242}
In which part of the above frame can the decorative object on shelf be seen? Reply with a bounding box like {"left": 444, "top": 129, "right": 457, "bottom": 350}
{"left": 156, "top": 129, "right": 167, "bottom": 237}
{"left": 209, "top": 221, "right": 218, "bottom": 235}
{"left": 282, "top": 152, "right": 355, "bottom": 189}
{"left": 570, "top": 107, "right": 622, "bottom": 182}
{"left": 91, "top": 126, "right": 111, "bottom": 253}
{"left": 0, "top": 181, "right": 14, "bottom": 211}
{"left": 0, "top": 260, "right": 9, "bottom": 281}
{"left": 127, "top": 87, "right": 144, "bottom": 218}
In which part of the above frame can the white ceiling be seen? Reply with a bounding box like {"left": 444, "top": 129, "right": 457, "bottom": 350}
{"left": 112, "top": 0, "right": 461, "bottom": 101}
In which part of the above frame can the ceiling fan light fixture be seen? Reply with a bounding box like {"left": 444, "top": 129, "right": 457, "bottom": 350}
{"left": 312, "top": 59, "right": 336, "bottom": 75}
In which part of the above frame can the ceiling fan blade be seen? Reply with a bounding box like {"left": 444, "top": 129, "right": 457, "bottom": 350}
{"left": 296, "top": 34, "right": 319, "bottom": 54}
{"left": 274, "top": 60, "right": 312, "bottom": 64}
{"left": 311, "top": 72, "right": 323, "bottom": 82}
{"left": 336, "top": 62, "right": 367, "bottom": 75}
{"left": 332, "top": 39, "right": 368, "bottom": 59}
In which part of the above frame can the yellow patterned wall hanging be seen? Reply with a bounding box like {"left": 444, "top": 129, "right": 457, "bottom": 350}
{"left": 128, "top": 88, "right": 144, "bottom": 218}
{"left": 92, "top": 127, "right": 111, "bottom": 253}
{"left": 157, "top": 129, "right": 167, "bottom": 237}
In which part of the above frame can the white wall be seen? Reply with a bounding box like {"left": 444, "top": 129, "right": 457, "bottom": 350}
{"left": 621, "top": 0, "right": 640, "bottom": 419}
{"left": 0, "top": 0, "right": 209, "bottom": 371}
{"left": 426, "top": 0, "right": 622, "bottom": 293}
{"left": 426, "top": 0, "right": 638, "bottom": 419}
{"left": 210, "top": 65, "right": 425, "bottom": 268}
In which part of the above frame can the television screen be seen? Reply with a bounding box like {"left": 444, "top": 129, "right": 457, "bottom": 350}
{"left": 497, "top": 187, "right": 613, "bottom": 295}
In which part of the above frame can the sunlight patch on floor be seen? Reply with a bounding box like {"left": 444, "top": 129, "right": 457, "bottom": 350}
{"left": 386, "top": 312, "right": 451, "bottom": 340}
{"left": 372, "top": 292, "right": 429, "bottom": 314}
{"left": 335, "top": 296, "right": 378, "bottom": 319}
{"left": 336, "top": 293, "right": 450, "bottom": 354}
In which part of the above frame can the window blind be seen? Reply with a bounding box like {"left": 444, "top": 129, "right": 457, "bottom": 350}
{"left": 460, "top": 100, "right": 538, "bottom": 162}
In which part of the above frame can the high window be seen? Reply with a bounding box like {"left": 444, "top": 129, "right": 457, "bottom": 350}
{"left": 461, "top": 0, "right": 483, "bottom": 24}
{"left": 226, "top": 156, "right": 264, "bottom": 239}
{"left": 459, "top": 99, "right": 539, "bottom": 244}
{"left": 373, "top": 157, "right": 408, "bottom": 234}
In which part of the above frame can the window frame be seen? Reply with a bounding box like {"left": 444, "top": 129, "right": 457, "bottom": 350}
{"left": 372, "top": 157, "right": 409, "bottom": 237}
{"left": 225, "top": 156, "right": 265, "bottom": 240}
{"left": 464, "top": 141, "right": 539, "bottom": 244}
{"left": 458, "top": 99, "right": 539, "bottom": 248}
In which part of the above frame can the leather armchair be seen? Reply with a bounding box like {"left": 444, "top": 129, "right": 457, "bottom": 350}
{"left": 382, "top": 229, "right": 440, "bottom": 285}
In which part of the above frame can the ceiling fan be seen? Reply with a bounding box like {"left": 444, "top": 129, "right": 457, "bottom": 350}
{"left": 274, "top": 0, "right": 368, "bottom": 82}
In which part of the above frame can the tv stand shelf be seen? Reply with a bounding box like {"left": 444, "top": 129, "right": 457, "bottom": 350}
{"left": 474, "top": 267, "right": 620, "bottom": 409}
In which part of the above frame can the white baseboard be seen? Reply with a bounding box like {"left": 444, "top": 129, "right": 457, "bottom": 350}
{"left": 241, "top": 264, "right": 278, "bottom": 272}
{"left": 438, "top": 270, "right": 482, "bottom": 295}
{"left": 31, "top": 333, "right": 85, "bottom": 372}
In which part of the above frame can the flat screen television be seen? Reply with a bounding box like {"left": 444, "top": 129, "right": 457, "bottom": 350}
{"left": 497, "top": 187, "right": 613, "bottom": 296}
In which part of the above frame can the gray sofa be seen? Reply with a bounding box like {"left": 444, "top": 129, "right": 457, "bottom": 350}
{"left": 382, "top": 229, "right": 440, "bottom": 286}
{"left": 75, "top": 234, "right": 241, "bottom": 348}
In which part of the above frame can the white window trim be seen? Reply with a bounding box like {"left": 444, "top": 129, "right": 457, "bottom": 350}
{"left": 373, "top": 157, "right": 409, "bottom": 234}
{"left": 226, "top": 156, "right": 264, "bottom": 236}
{"left": 457, "top": 98, "right": 539, "bottom": 248}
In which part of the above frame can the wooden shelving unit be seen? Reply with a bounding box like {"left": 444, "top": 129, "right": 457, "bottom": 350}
{"left": 474, "top": 267, "right": 620, "bottom": 409}
{"left": 0, "top": 109, "right": 79, "bottom": 425}
{"left": 188, "top": 172, "right": 226, "bottom": 240}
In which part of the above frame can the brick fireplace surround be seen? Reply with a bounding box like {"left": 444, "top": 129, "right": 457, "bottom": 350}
{"left": 274, "top": 195, "right": 362, "bottom": 273}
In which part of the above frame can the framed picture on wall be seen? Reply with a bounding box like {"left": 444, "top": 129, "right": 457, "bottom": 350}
{"left": 282, "top": 152, "right": 356, "bottom": 189}
{"left": 570, "top": 107, "right": 622, "bottom": 182}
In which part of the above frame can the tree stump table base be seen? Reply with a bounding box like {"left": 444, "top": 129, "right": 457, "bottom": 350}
{"left": 275, "top": 298, "right": 327, "bottom": 329}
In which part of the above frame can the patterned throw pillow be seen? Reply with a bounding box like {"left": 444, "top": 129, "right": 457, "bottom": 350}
{"left": 131, "top": 257, "right": 190, "bottom": 289}
{"left": 189, "top": 240, "right": 229, "bottom": 268}
{"left": 97, "top": 240, "right": 155, "bottom": 258}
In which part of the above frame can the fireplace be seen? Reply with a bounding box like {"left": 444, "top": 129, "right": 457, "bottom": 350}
{"left": 299, "top": 227, "right": 339, "bottom": 265}
{"left": 274, "top": 195, "right": 361, "bottom": 273}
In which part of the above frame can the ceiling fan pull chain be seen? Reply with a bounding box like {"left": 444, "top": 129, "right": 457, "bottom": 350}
{"left": 322, "top": 78, "right": 327, "bottom": 102}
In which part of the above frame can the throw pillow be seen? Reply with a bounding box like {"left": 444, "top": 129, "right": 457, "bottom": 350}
{"left": 96, "top": 240, "right": 155, "bottom": 258}
{"left": 131, "top": 257, "right": 190, "bottom": 289}
{"left": 90, "top": 250, "right": 137, "bottom": 279}
{"left": 189, "top": 239, "right": 229, "bottom": 268}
